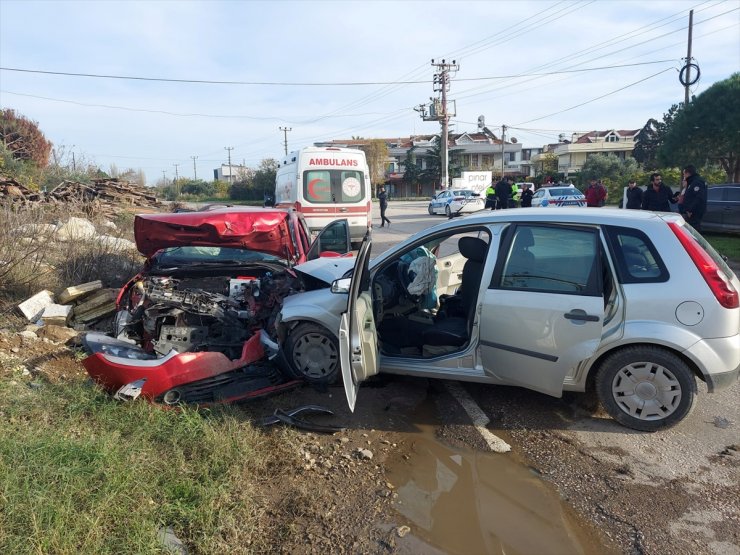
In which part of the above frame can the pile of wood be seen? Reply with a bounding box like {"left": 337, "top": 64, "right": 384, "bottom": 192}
{"left": 1, "top": 176, "right": 161, "bottom": 216}
{"left": 0, "top": 175, "right": 43, "bottom": 202}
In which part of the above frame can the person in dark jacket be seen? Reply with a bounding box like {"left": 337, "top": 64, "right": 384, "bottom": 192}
{"left": 520, "top": 183, "right": 533, "bottom": 208}
{"left": 378, "top": 186, "right": 390, "bottom": 227}
{"left": 494, "top": 177, "right": 512, "bottom": 209}
{"left": 625, "top": 180, "right": 643, "bottom": 209}
{"left": 681, "top": 165, "right": 707, "bottom": 232}
{"left": 641, "top": 173, "right": 675, "bottom": 212}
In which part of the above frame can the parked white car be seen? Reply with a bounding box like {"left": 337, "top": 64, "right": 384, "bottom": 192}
{"left": 277, "top": 208, "right": 739, "bottom": 431}
{"left": 428, "top": 189, "right": 485, "bottom": 217}
{"left": 531, "top": 186, "right": 586, "bottom": 208}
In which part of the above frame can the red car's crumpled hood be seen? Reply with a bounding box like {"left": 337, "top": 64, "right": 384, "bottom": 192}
{"left": 134, "top": 207, "right": 297, "bottom": 259}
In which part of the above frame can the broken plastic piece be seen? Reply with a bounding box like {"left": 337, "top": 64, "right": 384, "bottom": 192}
{"left": 258, "top": 405, "right": 345, "bottom": 433}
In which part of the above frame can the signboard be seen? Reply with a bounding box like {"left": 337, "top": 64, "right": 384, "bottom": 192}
{"left": 460, "top": 171, "right": 492, "bottom": 195}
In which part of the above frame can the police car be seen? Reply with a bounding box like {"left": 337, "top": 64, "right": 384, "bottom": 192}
{"left": 428, "top": 189, "right": 485, "bottom": 217}
{"left": 531, "top": 185, "right": 586, "bottom": 208}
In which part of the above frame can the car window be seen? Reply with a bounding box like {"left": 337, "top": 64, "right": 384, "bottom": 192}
{"left": 603, "top": 226, "right": 669, "bottom": 283}
{"left": 549, "top": 188, "right": 582, "bottom": 197}
{"left": 493, "top": 225, "right": 601, "bottom": 295}
{"left": 726, "top": 187, "right": 740, "bottom": 202}
{"left": 707, "top": 188, "right": 725, "bottom": 201}
{"left": 532, "top": 190, "right": 544, "bottom": 199}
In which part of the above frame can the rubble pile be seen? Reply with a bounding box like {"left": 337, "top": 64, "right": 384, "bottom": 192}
{"left": 17, "top": 281, "right": 118, "bottom": 331}
{"left": 1, "top": 175, "right": 160, "bottom": 215}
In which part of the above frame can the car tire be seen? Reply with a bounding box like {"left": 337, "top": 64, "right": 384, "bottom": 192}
{"left": 279, "top": 322, "right": 340, "bottom": 385}
{"left": 445, "top": 205, "right": 452, "bottom": 218}
{"left": 595, "top": 346, "right": 696, "bottom": 432}
{"left": 428, "top": 204, "right": 434, "bottom": 215}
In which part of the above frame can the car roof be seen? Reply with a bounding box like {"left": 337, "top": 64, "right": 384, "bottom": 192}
{"left": 451, "top": 206, "right": 681, "bottom": 227}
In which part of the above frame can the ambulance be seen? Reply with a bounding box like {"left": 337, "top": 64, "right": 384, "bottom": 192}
{"left": 275, "top": 146, "right": 372, "bottom": 243}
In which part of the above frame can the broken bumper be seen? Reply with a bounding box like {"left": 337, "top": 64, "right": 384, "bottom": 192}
{"left": 82, "top": 332, "right": 297, "bottom": 405}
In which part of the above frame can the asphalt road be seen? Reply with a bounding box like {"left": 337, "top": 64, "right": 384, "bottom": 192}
{"left": 367, "top": 200, "right": 740, "bottom": 555}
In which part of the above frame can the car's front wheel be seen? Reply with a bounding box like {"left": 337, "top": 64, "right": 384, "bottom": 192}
{"left": 595, "top": 346, "right": 696, "bottom": 432}
{"left": 279, "top": 322, "right": 340, "bottom": 385}
{"left": 428, "top": 203, "right": 434, "bottom": 215}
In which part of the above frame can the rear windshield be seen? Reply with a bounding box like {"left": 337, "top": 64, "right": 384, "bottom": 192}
{"left": 549, "top": 188, "right": 582, "bottom": 197}
{"left": 303, "top": 169, "right": 365, "bottom": 204}
{"left": 154, "top": 247, "right": 283, "bottom": 265}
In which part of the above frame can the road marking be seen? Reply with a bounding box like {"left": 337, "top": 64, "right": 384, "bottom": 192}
{"left": 446, "top": 382, "right": 511, "bottom": 453}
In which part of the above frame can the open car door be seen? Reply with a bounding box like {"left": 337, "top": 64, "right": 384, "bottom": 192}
{"left": 306, "top": 219, "right": 352, "bottom": 261}
{"left": 338, "top": 231, "right": 378, "bottom": 412}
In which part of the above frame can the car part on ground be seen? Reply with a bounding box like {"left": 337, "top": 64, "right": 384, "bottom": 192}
{"left": 257, "top": 405, "right": 345, "bottom": 433}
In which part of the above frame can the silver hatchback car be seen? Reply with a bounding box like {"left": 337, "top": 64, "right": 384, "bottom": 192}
{"left": 276, "top": 208, "right": 739, "bottom": 431}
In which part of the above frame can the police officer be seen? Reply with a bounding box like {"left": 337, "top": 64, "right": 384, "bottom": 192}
{"left": 485, "top": 183, "right": 497, "bottom": 210}
{"left": 682, "top": 165, "right": 707, "bottom": 232}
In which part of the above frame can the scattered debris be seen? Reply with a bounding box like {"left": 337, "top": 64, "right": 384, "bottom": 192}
{"left": 58, "top": 281, "right": 103, "bottom": 304}
{"left": 259, "top": 405, "right": 345, "bottom": 433}
{"left": 41, "top": 304, "right": 73, "bottom": 326}
{"left": 712, "top": 416, "right": 732, "bottom": 429}
{"left": 17, "top": 290, "right": 55, "bottom": 322}
{"left": 396, "top": 525, "right": 411, "bottom": 538}
{"left": 355, "top": 448, "right": 374, "bottom": 460}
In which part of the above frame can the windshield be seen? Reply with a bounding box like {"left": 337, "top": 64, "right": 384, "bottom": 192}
{"left": 154, "top": 246, "right": 284, "bottom": 265}
{"left": 453, "top": 190, "right": 475, "bottom": 197}
{"left": 550, "top": 187, "right": 582, "bottom": 197}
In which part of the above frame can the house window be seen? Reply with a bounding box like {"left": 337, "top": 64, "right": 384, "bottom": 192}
{"left": 606, "top": 135, "right": 619, "bottom": 143}
{"left": 482, "top": 154, "right": 492, "bottom": 166}
{"left": 508, "top": 152, "right": 516, "bottom": 162}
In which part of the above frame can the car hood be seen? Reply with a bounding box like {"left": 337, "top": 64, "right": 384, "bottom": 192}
{"left": 134, "top": 208, "right": 297, "bottom": 259}
{"left": 293, "top": 257, "right": 356, "bottom": 285}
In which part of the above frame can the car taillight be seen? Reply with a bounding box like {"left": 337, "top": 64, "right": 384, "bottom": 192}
{"left": 669, "top": 222, "right": 739, "bottom": 309}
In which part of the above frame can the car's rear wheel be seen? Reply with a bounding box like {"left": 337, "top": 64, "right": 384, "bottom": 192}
{"left": 428, "top": 204, "right": 434, "bottom": 215}
{"left": 280, "top": 322, "right": 339, "bottom": 385}
{"left": 595, "top": 346, "right": 696, "bottom": 432}
{"left": 445, "top": 205, "right": 452, "bottom": 218}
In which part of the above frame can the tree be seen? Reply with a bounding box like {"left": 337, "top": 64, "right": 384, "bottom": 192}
{"left": 253, "top": 158, "right": 278, "bottom": 199}
{"left": 360, "top": 139, "right": 389, "bottom": 195}
{"left": 401, "top": 145, "right": 423, "bottom": 196}
{"left": 420, "top": 136, "right": 442, "bottom": 187}
{"left": 0, "top": 109, "right": 52, "bottom": 167}
{"left": 659, "top": 73, "right": 740, "bottom": 182}
{"left": 580, "top": 154, "right": 639, "bottom": 201}
{"left": 634, "top": 104, "right": 681, "bottom": 170}
{"left": 537, "top": 152, "right": 558, "bottom": 178}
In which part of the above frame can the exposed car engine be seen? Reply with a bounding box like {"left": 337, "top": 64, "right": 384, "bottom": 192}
{"left": 116, "top": 270, "right": 303, "bottom": 359}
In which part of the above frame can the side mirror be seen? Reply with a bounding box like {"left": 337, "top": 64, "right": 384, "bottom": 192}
{"left": 331, "top": 278, "right": 351, "bottom": 294}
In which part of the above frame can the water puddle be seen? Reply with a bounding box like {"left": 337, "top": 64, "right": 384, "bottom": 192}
{"left": 386, "top": 420, "right": 609, "bottom": 554}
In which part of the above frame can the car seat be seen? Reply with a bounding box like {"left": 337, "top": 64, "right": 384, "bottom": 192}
{"left": 505, "top": 227, "right": 535, "bottom": 277}
{"left": 423, "top": 236, "right": 488, "bottom": 348}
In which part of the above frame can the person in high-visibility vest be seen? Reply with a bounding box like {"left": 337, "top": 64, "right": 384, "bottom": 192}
{"left": 511, "top": 183, "right": 521, "bottom": 207}
{"left": 485, "top": 184, "right": 497, "bottom": 210}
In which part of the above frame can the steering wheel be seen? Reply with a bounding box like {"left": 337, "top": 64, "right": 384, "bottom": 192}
{"left": 396, "top": 260, "right": 412, "bottom": 290}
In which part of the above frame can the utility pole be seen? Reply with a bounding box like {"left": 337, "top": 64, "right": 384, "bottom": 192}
{"left": 684, "top": 9, "right": 694, "bottom": 107}
{"left": 161, "top": 170, "right": 167, "bottom": 186}
{"left": 72, "top": 151, "right": 76, "bottom": 172}
{"left": 500, "top": 124, "right": 507, "bottom": 179}
{"left": 190, "top": 155, "right": 198, "bottom": 180}
{"left": 224, "top": 146, "right": 234, "bottom": 182}
{"left": 279, "top": 127, "right": 292, "bottom": 155}
{"left": 173, "top": 163, "right": 180, "bottom": 197}
{"left": 416, "top": 59, "right": 459, "bottom": 190}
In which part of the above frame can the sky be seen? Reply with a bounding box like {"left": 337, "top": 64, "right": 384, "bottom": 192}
{"left": 1, "top": 0, "right": 738, "bottom": 185}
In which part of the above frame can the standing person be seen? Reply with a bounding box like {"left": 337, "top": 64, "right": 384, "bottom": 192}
{"left": 378, "top": 186, "right": 391, "bottom": 227}
{"left": 641, "top": 173, "right": 674, "bottom": 212}
{"left": 682, "top": 165, "right": 708, "bottom": 232}
{"left": 485, "top": 182, "right": 497, "bottom": 210}
{"left": 625, "top": 179, "right": 643, "bottom": 209}
{"left": 585, "top": 178, "right": 606, "bottom": 207}
{"left": 495, "top": 177, "right": 512, "bottom": 209}
{"left": 520, "top": 183, "right": 533, "bottom": 207}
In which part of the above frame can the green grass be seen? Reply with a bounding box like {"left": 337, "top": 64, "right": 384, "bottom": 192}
{"left": 0, "top": 378, "right": 299, "bottom": 554}
{"left": 704, "top": 233, "right": 740, "bottom": 262}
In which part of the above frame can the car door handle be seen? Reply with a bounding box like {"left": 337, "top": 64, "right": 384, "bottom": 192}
{"left": 564, "top": 309, "right": 600, "bottom": 322}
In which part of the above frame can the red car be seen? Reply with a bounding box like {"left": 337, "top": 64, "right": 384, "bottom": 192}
{"left": 82, "top": 206, "right": 352, "bottom": 405}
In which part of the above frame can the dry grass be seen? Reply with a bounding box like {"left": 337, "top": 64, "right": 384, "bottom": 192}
{"left": 0, "top": 200, "right": 142, "bottom": 315}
